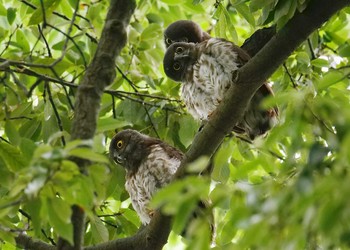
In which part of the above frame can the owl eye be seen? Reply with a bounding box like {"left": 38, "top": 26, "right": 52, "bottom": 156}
{"left": 175, "top": 47, "right": 184, "bottom": 54}
{"left": 166, "top": 38, "right": 172, "bottom": 45}
{"left": 173, "top": 62, "right": 181, "bottom": 70}
{"left": 116, "top": 140, "right": 123, "bottom": 148}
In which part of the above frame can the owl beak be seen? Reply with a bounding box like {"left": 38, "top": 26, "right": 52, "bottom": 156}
{"left": 113, "top": 152, "right": 124, "bottom": 165}
{"left": 174, "top": 53, "right": 190, "bottom": 61}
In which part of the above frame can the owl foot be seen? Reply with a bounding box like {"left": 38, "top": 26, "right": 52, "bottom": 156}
{"left": 148, "top": 210, "right": 155, "bottom": 218}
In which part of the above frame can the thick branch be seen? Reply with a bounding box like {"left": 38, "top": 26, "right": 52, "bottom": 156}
{"left": 57, "top": 0, "right": 136, "bottom": 250}
{"left": 78, "top": 1, "right": 349, "bottom": 250}
{"left": 15, "top": 233, "right": 56, "bottom": 250}
{"left": 71, "top": 0, "right": 136, "bottom": 140}
{"left": 184, "top": 0, "right": 349, "bottom": 164}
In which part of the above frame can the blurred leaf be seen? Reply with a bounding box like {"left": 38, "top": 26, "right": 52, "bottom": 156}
{"left": 68, "top": 148, "right": 109, "bottom": 163}
{"left": 235, "top": 3, "right": 255, "bottom": 26}
{"left": 96, "top": 117, "right": 132, "bottom": 133}
{"left": 186, "top": 156, "right": 210, "bottom": 173}
{"left": 160, "top": 0, "right": 185, "bottom": 4}
{"left": 47, "top": 197, "right": 73, "bottom": 245}
{"left": 317, "top": 71, "right": 345, "bottom": 90}
{"left": 311, "top": 58, "right": 329, "bottom": 68}
{"left": 5, "top": 121, "right": 21, "bottom": 146}
{"left": 338, "top": 43, "right": 350, "bottom": 57}
{"left": 0, "top": 142, "right": 27, "bottom": 172}
{"left": 28, "top": 0, "right": 61, "bottom": 26}
{"left": 15, "top": 30, "right": 30, "bottom": 52}
{"left": 7, "top": 7, "right": 16, "bottom": 25}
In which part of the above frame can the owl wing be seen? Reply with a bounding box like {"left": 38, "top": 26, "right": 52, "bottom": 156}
{"left": 146, "top": 144, "right": 182, "bottom": 192}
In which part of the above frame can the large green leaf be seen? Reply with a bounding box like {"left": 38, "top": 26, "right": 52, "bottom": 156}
{"left": 0, "top": 142, "right": 27, "bottom": 172}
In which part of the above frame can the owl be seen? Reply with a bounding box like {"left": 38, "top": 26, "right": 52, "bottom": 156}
{"left": 164, "top": 20, "right": 276, "bottom": 57}
{"left": 163, "top": 38, "right": 278, "bottom": 139}
{"left": 109, "top": 129, "right": 183, "bottom": 225}
{"left": 164, "top": 20, "right": 211, "bottom": 48}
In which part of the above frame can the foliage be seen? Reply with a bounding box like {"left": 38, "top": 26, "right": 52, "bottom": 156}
{"left": 0, "top": 0, "right": 349, "bottom": 249}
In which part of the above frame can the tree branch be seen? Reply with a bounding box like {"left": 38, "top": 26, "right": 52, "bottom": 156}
{"left": 128, "top": 0, "right": 349, "bottom": 249}
{"left": 56, "top": 0, "right": 136, "bottom": 249}
{"left": 184, "top": 0, "right": 349, "bottom": 165}
{"left": 15, "top": 233, "right": 56, "bottom": 250}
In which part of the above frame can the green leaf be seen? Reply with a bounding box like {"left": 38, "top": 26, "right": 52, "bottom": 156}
{"left": 317, "top": 71, "right": 345, "bottom": 90}
{"left": 47, "top": 197, "right": 73, "bottom": 245}
{"left": 172, "top": 197, "right": 197, "bottom": 234}
{"left": 5, "top": 121, "right": 21, "bottom": 146}
{"left": 212, "top": 140, "right": 234, "bottom": 182}
{"left": 15, "top": 29, "right": 30, "bottom": 52}
{"left": 140, "top": 23, "right": 162, "bottom": 41}
{"left": 249, "top": 0, "right": 275, "bottom": 12}
{"left": 90, "top": 215, "right": 109, "bottom": 243}
{"left": 0, "top": 142, "right": 27, "bottom": 172}
{"left": 186, "top": 156, "right": 210, "bottom": 174}
{"left": 24, "top": 198, "right": 42, "bottom": 236}
{"left": 296, "top": 51, "right": 310, "bottom": 65}
{"left": 96, "top": 117, "right": 132, "bottom": 133}
{"left": 28, "top": 0, "right": 62, "bottom": 26}
{"left": 68, "top": 148, "right": 109, "bottom": 163}
{"left": 311, "top": 58, "right": 329, "bottom": 68}
{"left": 214, "top": 3, "right": 238, "bottom": 42}
{"left": 338, "top": 43, "right": 350, "bottom": 57}
{"left": 160, "top": 0, "right": 185, "bottom": 4}
{"left": 235, "top": 3, "right": 256, "bottom": 26}
{"left": 7, "top": 7, "right": 16, "bottom": 25}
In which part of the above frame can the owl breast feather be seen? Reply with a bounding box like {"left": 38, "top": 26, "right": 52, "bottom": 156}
{"left": 125, "top": 145, "right": 181, "bottom": 225}
{"left": 181, "top": 43, "right": 240, "bottom": 121}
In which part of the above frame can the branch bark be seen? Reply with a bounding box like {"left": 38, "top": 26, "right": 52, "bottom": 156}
{"left": 15, "top": 233, "right": 56, "bottom": 250}
{"left": 56, "top": 0, "right": 136, "bottom": 249}
{"left": 120, "top": 0, "right": 349, "bottom": 249}
{"left": 14, "top": 0, "right": 349, "bottom": 249}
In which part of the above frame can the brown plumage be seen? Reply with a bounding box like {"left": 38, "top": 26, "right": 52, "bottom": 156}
{"left": 109, "top": 129, "right": 183, "bottom": 225}
{"left": 163, "top": 37, "right": 278, "bottom": 139}
{"left": 164, "top": 20, "right": 211, "bottom": 48}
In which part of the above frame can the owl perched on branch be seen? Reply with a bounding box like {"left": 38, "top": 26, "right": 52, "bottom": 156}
{"left": 109, "top": 129, "right": 183, "bottom": 225}
{"left": 163, "top": 37, "right": 278, "bottom": 139}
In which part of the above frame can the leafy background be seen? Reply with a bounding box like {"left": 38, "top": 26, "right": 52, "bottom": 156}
{"left": 0, "top": 0, "right": 349, "bottom": 249}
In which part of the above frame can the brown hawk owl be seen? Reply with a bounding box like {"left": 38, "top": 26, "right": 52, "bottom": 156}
{"left": 163, "top": 38, "right": 278, "bottom": 139}
{"left": 164, "top": 20, "right": 276, "bottom": 57}
{"left": 109, "top": 129, "right": 183, "bottom": 225}
{"left": 164, "top": 20, "right": 211, "bottom": 48}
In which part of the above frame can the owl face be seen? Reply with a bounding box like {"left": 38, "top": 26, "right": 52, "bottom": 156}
{"left": 164, "top": 20, "right": 210, "bottom": 48}
{"left": 163, "top": 42, "right": 198, "bottom": 82}
{"left": 109, "top": 129, "right": 150, "bottom": 173}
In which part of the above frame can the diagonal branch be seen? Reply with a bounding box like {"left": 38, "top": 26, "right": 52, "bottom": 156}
{"left": 131, "top": 0, "right": 349, "bottom": 249}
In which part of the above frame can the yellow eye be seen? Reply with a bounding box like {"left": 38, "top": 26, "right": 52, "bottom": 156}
{"left": 175, "top": 47, "right": 184, "bottom": 54}
{"left": 116, "top": 140, "right": 123, "bottom": 148}
{"left": 173, "top": 62, "right": 181, "bottom": 70}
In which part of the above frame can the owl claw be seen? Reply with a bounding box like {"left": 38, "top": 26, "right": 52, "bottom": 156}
{"left": 148, "top": 210, "right": 155, "bottom": 218}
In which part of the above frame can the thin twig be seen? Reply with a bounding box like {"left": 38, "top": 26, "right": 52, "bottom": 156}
{"left": 45, "top": 82, "right": 66, "bottom": 146}
{"left": 283, "top": 63, "right": 298, "bottom": 88}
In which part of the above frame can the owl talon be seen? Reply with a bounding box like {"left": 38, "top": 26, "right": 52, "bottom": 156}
{"left": 148, "top": 210, "right": 155, "bottom": 218}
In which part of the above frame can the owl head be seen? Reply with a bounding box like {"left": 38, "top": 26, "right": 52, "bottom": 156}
{"left": 109, "top": 129, "right": 153, "bottom": 173}
{"left": 164, "top": 20, "right": 210, "bottom": 48}
{"left": 163, "top": 42, "right": 198, "bottom": 82}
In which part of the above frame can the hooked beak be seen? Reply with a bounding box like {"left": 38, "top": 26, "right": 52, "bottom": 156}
{"left": 113, "top": 152, "right": 125, "bottom": 165}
